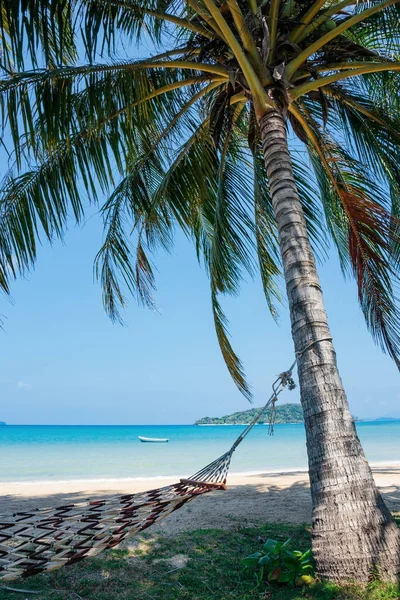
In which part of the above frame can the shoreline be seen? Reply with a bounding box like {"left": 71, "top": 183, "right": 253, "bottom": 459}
{"left": 0, "top": 467, "right": 309, "bottom": 486}
{"left": 196, "top": 422, "right": 303, "bottom": 426}
{"left": 1, "top": 460, "right": 400, "bottom": 486}
{"left": 1, "top": 464, "right": 399, "bottom": 533}
{"left": 3, "top": 419, "right": 400, "bottom": 426}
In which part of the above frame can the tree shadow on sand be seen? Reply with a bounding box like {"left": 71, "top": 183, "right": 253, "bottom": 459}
{"left": 0, "top": 480, "right": 399, "bottom": 600}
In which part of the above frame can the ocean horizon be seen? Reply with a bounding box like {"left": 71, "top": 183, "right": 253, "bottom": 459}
{"left": 2, "top": 421, "right": 400, "bottom": 483}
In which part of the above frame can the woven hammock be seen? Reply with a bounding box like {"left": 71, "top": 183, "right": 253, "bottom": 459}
{"left": 0, "top": 365, "right": 295, "bottom": 582}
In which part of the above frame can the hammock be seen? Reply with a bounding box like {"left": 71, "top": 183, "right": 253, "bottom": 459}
{"left": 0, "top": 364, "right": 295, "bottom": 582}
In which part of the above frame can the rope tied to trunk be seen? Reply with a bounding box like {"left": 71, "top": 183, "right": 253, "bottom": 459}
{"left": 295, "top": 337, "right": 333, "bottom": 360}
{"left": 229, "top": 360, "right": 296, "bottom": 450}
{"left": 267, "top": 362, "right": 297, "bottom": 435}
{"left": 264, "top": 336, "right": 332, "bottom": 436}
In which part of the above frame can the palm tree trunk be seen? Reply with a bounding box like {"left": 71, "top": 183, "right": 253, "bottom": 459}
{"left": 259, "top": 108, "right": 400, "bottom": 582}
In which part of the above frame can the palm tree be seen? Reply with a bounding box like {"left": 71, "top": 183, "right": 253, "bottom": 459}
{"left": 0, "top": 0, "right": 399, "bottom": 582}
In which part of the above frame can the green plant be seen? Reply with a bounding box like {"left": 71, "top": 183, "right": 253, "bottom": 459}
{"left": 242, "top": 538, "right": 314, "bottom": 586}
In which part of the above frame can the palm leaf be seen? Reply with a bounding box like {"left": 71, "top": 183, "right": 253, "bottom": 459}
{"left": 211, "top": 288, "right": 252, "bottom": 399}
{"left": 207, "top": 121, "right": 253, "bottom": 399}
{"left": 304, "top": 125, "right": 400, "bottom": 367}
{"left": 0, "top": 60, "right": 222, "bottom": 167}
{"left": 302, "top": 80, "right": 400, "bottom": 264}
{"left": 0, "top": 0, "right": 76, "bottom": 69}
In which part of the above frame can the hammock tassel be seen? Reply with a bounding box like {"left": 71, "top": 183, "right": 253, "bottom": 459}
{"left": 268, "top": 396, "right": 277, "bottom": 436}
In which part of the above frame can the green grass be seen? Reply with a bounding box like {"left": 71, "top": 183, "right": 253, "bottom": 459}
{"left": 1, "top": 522, "right": 399, "bottom": 600}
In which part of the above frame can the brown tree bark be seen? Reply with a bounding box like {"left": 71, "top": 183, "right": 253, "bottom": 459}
{"left": 259, "top": 108, "right": 400, "bottom": 582}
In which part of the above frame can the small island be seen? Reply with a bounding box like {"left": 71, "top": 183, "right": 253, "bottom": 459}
{"left": 195, "top": 403, "right": 303, "bottom": 425}
{"left": 0, "top": 421, "right": 7, "bottom": 426}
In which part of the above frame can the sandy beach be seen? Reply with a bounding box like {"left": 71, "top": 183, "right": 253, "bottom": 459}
{"left": 2, "top": 465, "right": 400, "bottom": 535}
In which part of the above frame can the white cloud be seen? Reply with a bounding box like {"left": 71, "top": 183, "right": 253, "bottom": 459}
{"left": 17, "top": 381, "right": 32, "bottom": 391}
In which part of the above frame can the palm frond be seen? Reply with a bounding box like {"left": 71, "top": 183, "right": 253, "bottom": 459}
{"left": 154, "top": 110, "right": 256, "bottom": 396}
{"left": 303, "top": 120, "right": 400, "bottom": 368}
{"left": 346, "top": 1, "right": 400, "bottom": 57}
{"left": 94, "top": 165, "right": 164, "bottom": 322}
{"left": 92, "top": 81, "right": 212, "bottom": 316}
{"left": 94, "top": 189, "right": 138, "bottom": 323}
{"left": 0, "top": 0, "right": 76, "bottom": 70}
{"left": 301, "top": 80, "right": 400, "bottom": 266}
{"left": 353, "top": 69, "right": 400, "bottom": 114}
{"left": 0, "top": 146, "right": 85, "bottom": 295}
{"left": 79, "top": 0, "right": 214, "bottom": 53}
{"left": 0, "top": 85, "right": 164, "bottom": 297}
{"left": 208, "top": 118, "right": 253, "bottom": 398}
{"left": 211, "top": 288, "right": 252, "bottom": 399}
{"left": 0, "top": 59, "right": 225, "bottom": 168}
{"left": 0, "top": 0, "right": 210, "bottom": 70}
{"left": 323, "top": 84, "right": 400, "bottom": 225}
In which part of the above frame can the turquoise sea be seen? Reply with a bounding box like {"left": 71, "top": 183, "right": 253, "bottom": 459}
{"left": 1, "top": 422, "right": 400, "bottom": 483}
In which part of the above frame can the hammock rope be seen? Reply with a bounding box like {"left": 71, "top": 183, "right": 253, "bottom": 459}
{"left": 0, "top": 361, "right": 296, "bottom": 582}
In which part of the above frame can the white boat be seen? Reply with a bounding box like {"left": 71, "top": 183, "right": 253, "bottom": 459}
{"left": 138, "top": 436, "right": 169, "bottom": 443}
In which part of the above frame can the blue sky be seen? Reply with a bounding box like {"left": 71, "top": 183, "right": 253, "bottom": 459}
{"left": 0, "top": 207, "right": 398, "bottom": 424}
{"left": 0, "top": 27, "right": 398, "bottom": 425}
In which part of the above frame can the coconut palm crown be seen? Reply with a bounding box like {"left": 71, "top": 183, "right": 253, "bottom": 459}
{"left": 0, "top": 1, "right": 399, "bottom": 396}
